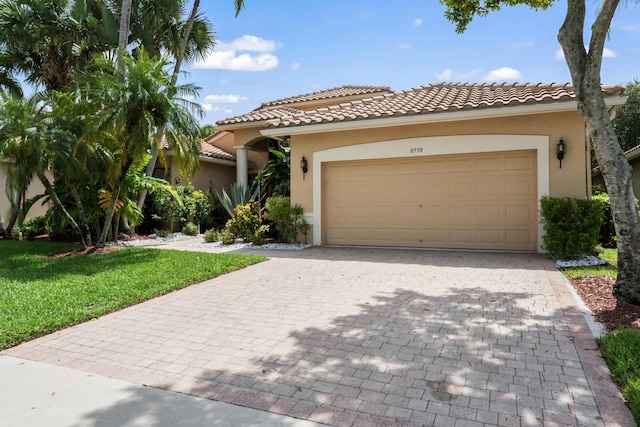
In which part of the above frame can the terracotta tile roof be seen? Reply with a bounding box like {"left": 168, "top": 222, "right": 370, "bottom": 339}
{"left": 260, "top": 85, "right": 392, "bottom": 107}
{"left": 268, "top": 82, "right": 625, "bottom": 128}
{"left": 217, "top": 106, "right": 303, "bottom": 126}
{"left": 217, "top": 82, "right": 625, "bottom": 129}
{"left": 201, "top": 140, "right": 235, "bottom": 161}
{"left": 162, "top": 138, "right": 236, "bottom": 161}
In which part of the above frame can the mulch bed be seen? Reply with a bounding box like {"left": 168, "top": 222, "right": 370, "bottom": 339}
{"left": 570, "top": 276, "right": 640, "bottom": 331}
{"left": 47, "top": 246, "right": 119, "bottom": 258}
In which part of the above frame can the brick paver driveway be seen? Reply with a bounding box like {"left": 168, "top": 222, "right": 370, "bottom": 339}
{"left": 3, "top": 247, "right": 633, "bottom": 426}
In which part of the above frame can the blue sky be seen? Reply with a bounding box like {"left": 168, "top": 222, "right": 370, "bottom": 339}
{"left": 184, "top": 1, "right": 640, "bottom": 125}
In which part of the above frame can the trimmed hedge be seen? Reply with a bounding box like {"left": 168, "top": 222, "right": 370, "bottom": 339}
{"left": 592, "top": 193, "right": 640, "bottom": 246}
{"left": 539, "top": 196, "right": 604, "bottom": 258}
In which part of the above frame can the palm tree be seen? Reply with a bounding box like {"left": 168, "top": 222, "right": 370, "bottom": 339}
{"left": 0, "top": 94, "right": 90, "bottom": 246}
{"left": 80, "top": 49, "right": 202, "bottom": 246}
{"left": 137, "top": 0, "right": 217, "bottom": 210}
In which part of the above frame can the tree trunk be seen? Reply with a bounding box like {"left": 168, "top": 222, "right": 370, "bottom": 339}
{"left": 559, "top": 0, "right": 640, "bottom": 305}
{"left": 37, "top": 171, "right": 88, "bottom": 248}
{"left": 117, "top": 0, "right": 133, "bottom": 63}
{"left": 6, "top": 192, "right": 21, "bottom": 235}
{"left": 137, "top": 0, "right": 200, "bottom": 211}
{"left": 69, "top": 182, "right": 93, "bottom": 246}
{"left": 97, "top": 180, "right": 122, "bottom": 247}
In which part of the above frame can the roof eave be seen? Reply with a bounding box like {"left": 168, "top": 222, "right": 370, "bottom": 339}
{"left": 261, "top": 96, "right": 627, "bottom": 138}
{"left": 199, "top": 155, "right": 236, "bottom": 166}
{"left": 217, "top": 120, "right": 269, "bottom": 131}
{"left": 627, "top": 148, "right": 640, "bottom": 162}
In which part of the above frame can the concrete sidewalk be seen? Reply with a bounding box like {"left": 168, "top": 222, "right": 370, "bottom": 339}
{"left": 0, "top": 355, "right": 325, "bottom": 427}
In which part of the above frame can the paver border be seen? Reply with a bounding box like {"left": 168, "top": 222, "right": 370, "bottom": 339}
{"left": 542, "top": 257, "right": 636, "bottom": 427}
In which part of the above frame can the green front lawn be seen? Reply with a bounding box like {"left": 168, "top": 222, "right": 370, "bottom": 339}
{"left": 0, "top": 240, "right": 265, "bottom": 350}
{"left": 560, "top": 247, "right": 618, "bottom": 279}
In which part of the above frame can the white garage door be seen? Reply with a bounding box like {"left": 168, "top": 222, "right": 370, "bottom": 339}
{"left": 323, "top": 150, "right": 537, "bottom": 251}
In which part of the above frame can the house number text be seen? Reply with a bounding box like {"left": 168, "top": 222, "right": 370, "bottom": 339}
{"left": 410, "top": 147, "right": 423, "bottom": 154}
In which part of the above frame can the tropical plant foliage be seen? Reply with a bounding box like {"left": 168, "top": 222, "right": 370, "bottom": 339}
{"left": 254, "top": 142, "right": 291, "bottom": 198}
{"left": 0, "top": 0, "right": 219, "bottom": 247}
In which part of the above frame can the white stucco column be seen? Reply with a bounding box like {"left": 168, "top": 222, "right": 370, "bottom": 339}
{"left": 235, "top": 146, "right": 248, "bottom": 187}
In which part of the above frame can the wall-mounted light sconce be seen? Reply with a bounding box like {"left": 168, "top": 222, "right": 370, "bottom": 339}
{"left": 300, "top": 156, "right": 308, "bottom": 179}
{"left": 556, "top": 137, "right": 566, "bottom": 169}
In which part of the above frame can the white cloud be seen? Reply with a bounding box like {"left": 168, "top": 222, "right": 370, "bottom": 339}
{"left": 291, "top": 62, "right": 301, "bottom": 70}
{"left": 220, "top": 79, "right": 230, "bottom": 85}
{"left": 226, "top": 35, "right": 278, "bottom": 52}
{"left": 555, "top": 48, "right": 565, "bottom": 61}
{"left": 483, "top": 67, "right": 523, "bottom": 81}
{"left": 414, "top": 18, "right": 423, "bottom": 28}
{"left": 201, "top": 94, "right": 247, "bottom": 114}
{"left": 194, "top": 35, "right": 280, "bottom": 71}
{"left": 203, "top": 94, "right": 247, "bottom": 104}
{"left": 435, "top": 68, "right": 482, "bottom": 81}
{"left": 396, "top": 42, "right": 412, "bottom": 50}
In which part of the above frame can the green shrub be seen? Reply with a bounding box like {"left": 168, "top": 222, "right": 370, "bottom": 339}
{"left": 182, "top": 222, "right": 198, "bottom": 236}
{"left": 599, "top": 328, "right": 640, "bottom": 424}
{"left": 203, "top": 229, "right": 221, "bottom": 243}
{"left": 539, "top": 196, "right": 604, "bottom": 258}
{"left": 21, "top": 216, "right": 47, "bottom": 240}
{"left": 10, "top": 226, "right": 22, "bottom": 240}
{"left": 152, "top": 184, "right": 215, "bottom": 229}
{"left": 264, "top": 196, "right": 309, "bottom": 243}
{"left": 592, "top": 193, "right": 616, "bottom": 246}
{"left": 154, "top": 228, "right": 170, "bottom": 238}
{"left": 592, "top": 193, "right": 640, "bottom": 247}
{"left": 221, "top": 229, "right": 235, "bottom": 245}
{"left": 223, "top": 201, "right": 269, "bottom": 244}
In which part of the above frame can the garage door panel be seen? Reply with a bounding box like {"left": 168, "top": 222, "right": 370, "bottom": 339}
{"left": 448, "top": 182, "right": 473, "bottom": 197}
{"left": 505, "top": 179, "right": 535, "bottom": 196}
{"left": 422, "top": 160, "right": 447, "bottom": 174}
{"left": 449, "top": 158, "right": 473, "bottom": 173}
{"left": 449, "top": 229, "right": 474, "bottom": 244}
{"left": 505, "top": 204, "right": 534, "bottom": 221}
{"left": 476, "top": 157, "right": 501, "bottom": 172}
{"left": 324, "top": 150, "right": 537, "bottom": 250}
{"left": 477, "top": 229, "right": 502, "bottom": 245}
{"left": 476, "top": 205, "right": 501, "bottom": 221}
{"left": 505, "top": 154, "right": 535, "bottom": 171}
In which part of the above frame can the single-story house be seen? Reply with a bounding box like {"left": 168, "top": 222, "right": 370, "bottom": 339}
{"left": 216, "top": 82, "right": 626, "bottom": 252}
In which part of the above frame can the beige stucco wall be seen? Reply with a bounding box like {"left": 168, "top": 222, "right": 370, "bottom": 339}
{"left": 167, "top": 157, "right": 236, "bottom": 194}
{"left": 0, "top": 161, "right": 51, "bottom": 227}
{"left": 290, "top": 111, "right": 587, "bottom": 212}
{"left": 631, "top": 158, "right": 640, "bottom": 199}
{"left": 286, "top": 110, "right": 588, "bottom": 247}
{"left": 221, "top": 128, "right": 269, "bottom": 172}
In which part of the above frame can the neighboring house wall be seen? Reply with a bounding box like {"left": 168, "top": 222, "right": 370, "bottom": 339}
{"left": 0, "top": 161, "right": 50, "bottom": 227}
{"left": 631, "top": 157, "right": 640, "bottom": 198}
{"left": 288, "top": 110, "right": 588, "bottom": 251}
{"left": 166, "top": 157, "right": 236, "bottom": 194}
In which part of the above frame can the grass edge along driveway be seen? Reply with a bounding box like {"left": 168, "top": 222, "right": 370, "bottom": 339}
{"left": 0, "top": 240, "right": 265, "bottom": 350}
{"left": 560, "top": 247, "right": 640, "bottom": 424}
